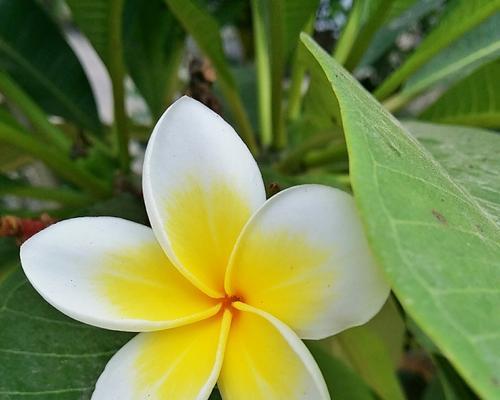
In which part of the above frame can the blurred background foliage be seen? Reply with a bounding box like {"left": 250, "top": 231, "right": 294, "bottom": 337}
{"left": 0, "top": 0, "right": 499, "bottom": 398}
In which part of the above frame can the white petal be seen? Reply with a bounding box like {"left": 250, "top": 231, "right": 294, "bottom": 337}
{"left": 93, "top": 311, "right": 231, "bottom": 400}
{"left": 20, "top": 217, "right": 219, "bottom": 332}
{"left": 143, "top": 96, "right": 265, "bottom": 297}
{"left": 226, "top": 185, "right": 390, "bottom": 339}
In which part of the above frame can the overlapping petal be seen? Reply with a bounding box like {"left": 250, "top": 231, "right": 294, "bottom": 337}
{"left": 218, "top": 302, "right": 329, "bottom": 399}
{"left": 143, "top": 96, "right": 266, "bottom": 298}
{"left": 20, "top": 217, "right": 220, "bottom": 332}
{"left": 93, "top": 311, "right": 231, "bottom": 399}
{"left": 226, "top": 185, "right": 390, "bottom": 339}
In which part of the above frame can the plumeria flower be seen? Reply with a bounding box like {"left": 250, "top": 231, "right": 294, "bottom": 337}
{"left": 20, "top": 97, "right": 389, "bottom": 399}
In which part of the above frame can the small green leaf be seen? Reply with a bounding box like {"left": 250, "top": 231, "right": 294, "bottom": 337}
{"left": 0, "top": 0, "right": 102, "bottom": 133}
{"left": 418, "top": 61, "right": 500, "bottom": 128}
{"left": 336, "top": 325, "right": 406, "bottom": 400}
{"left": 374, "top": 0, "right": 500, "bottom": 99}
{"left": 386, "top": 13, "right": 500, "bottom": 112}
{"left": 406, "top": 120, "right": 500, "bottom": 225}
{"left": 308, "top": 342, "right": 376, "bottom": 400}
{"left": 359, "top": 0, "right": 443, "bottom": 68}
{"left": 302, "top": 33, "right": 500, "bottom": 399}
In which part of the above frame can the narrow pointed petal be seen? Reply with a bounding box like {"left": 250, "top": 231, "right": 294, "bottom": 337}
{"left": 226, "top": 185, "right": 390, "bottom": 339}
{"left": 93, "top": 311, "right": 231, "bottom": 399}
{"left": 218, "top": 303, "right": 329, "bottom": 400}
{"left": 143, "top": 96, "right": 265, "bottom": 298}
{"left": 20, "top": 217, "right": 220, "bottom": 332}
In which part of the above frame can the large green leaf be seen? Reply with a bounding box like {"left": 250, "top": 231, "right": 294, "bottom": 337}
{"left": 386, "top": 13, "right": 500, "bottom": 111}
{"left": 418, "top": 62, "right": 500, "bottom": 128}
{"left": 301, "top": 34, "right": 500, "bottom": 399}
{"left": 123, "top": 0, "right": 185, "bottom": 120}
{"left": 374, "top": 0, "right": 500, "bottom": 99}
{"left": 0, "top": 0, "right": 101, "bottom": 133}
{"left": 406, "top": 120, "right": 500, "bottom": 226}
{"left": 0, "top": 268, "right": 133, "bottom": 398}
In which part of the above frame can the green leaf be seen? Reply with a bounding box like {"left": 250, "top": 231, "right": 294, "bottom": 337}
{"left": 365, "top": 297, "right": 406, "bottom": 366}
{"left": 405, "top": 120, "right": 500, "bottom": 226}
{"left": 385, "top": 13, "right": 500, "bottom": 112}
{"left": 65, "top": 0, "right": 111, "bottom": 65}
{"left": 418, "top": 61, "right": 500, "bottom": 128}
{"left": 0, "top": 268, "right": 132, "bottom": 397}
{"left": 164, "top": 0, "right": 257, "bottom": 153}
{"left": 123, "top": 0, "right": 185, "bottom": 119}
{"left": 307, "top": 342, "right": 376, "bottom": 400}
{"left": 0, "top": 238, "right": 18, "bottom": 281}
{"left": 301, "top": 34, "right": 500, "bottom": 399}
{"left": 0, "top": 0, "right": 101, "bottom": 133}
{"left": 336, "top": 325, "right": 406, "bottom": 400}
{"left": 374, "top": 0, "right": 500, "bottom": 100}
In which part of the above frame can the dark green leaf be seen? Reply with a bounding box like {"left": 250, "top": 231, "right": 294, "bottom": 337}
{"left": 0, "top": 268, "right": 133, "bottom": 397}
{"left": 302, "top": 34, "right": 500, "bottom": 399}
{"left": 73, "top": 193, "right": 148, "bottom": 225}
{"left": 0, "top": 237, "right": 18, "bottom": 280}
{"left": 0, "top": 0, "right": 102, "bottom": 133}
{"left": 65, "top": 0, "right": 111, "bottom": 65}
{"left": 123, "top": 0, "right": 185, "bottom": 119}
{"left": 433, "top": 355, "right": 479, "bottom": 400}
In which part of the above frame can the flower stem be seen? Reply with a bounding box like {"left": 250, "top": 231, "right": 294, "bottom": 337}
{"left": 251, "top": 0, "right": 272, "bottom": 148}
